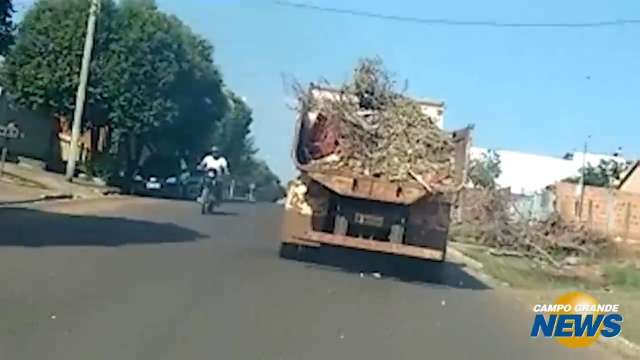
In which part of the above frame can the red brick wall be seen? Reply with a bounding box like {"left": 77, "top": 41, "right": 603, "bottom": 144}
{"left": 555, "top": 182, "right": 640, "bottom": 239}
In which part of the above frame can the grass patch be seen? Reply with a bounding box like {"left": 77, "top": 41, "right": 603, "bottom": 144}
{"left": 457, "top": 244, "right": 601, "bottom": 289}
{"left": 596, "top": 291, "right": 640, "bottom": 346}
{"left": 455, "top": 243, "right": 640, "bottom": 347}
{"left": 603, "top": 264, "right": 640, "bottom": 290}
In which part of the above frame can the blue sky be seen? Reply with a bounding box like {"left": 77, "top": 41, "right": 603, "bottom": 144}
{"left": 16, "top": 0, "right": 640, "bottom": 180}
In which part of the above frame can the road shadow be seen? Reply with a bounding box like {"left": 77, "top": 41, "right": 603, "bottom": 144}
{"left": 203, "top": 210, "right": 238, "bottom": 217}
{"left": 0, "top": 207, "right": 205, "bottom": 247}
{"left": 280, "top": 243, "right": 490, "bottom": 290}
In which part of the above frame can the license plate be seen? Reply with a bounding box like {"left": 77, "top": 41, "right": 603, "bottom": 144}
{"left": 146, "top": 182, "right": 161, "bottom": 190}
{"left": 354, "top": 213, "right": 385, "bottom": 227}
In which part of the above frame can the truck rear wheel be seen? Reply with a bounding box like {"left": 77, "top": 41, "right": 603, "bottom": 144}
{"left": 279, "top": 243, "right": 299, "bottom": 259}
{"left": 389, "top": 224, "right": 404, "bottom": 244}
{"left": 279, "top": 243, "right": 319, "bottom": 262}
{"left": 333, "top": 215, "right": 348, "bottom": 235}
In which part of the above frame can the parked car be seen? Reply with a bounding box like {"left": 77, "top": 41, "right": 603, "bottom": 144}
{"left": 131, "top": 154, "right": 190, "bottom": 199}
{"left": 181, "top": 171, "right": 203, "bottom": 200}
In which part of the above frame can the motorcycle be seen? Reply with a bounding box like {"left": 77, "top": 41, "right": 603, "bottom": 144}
{"left": 200, "top": 169, "right": 221, "bottom": 214}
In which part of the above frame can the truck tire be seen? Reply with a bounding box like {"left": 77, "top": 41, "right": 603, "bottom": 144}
{"left": 389, "top": 224, "right": 404, "bottom": 244}
{"left": 333, "top": 215, "right": 348, "bottom": 235}
{"left": 201, "top": 188, "right": 209, "bottom": 214}
{"left": 279, "top": 243, "right": 319, "bottom": 262}
{"left": 279, "top": 243, "right": 298, "bottom": 259}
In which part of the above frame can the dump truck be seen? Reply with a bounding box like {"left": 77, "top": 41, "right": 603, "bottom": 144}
{"left": 281, "top": 84, "right": 472, "bottom": 263}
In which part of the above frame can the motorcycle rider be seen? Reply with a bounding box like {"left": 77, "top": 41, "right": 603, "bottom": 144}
{"left": 197, "top": 146, "right": 229, "bottom": 203}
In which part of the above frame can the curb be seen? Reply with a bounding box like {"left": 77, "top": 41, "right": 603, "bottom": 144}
{"left": 447, "top": 244, "right": 505, "bottom": 288}
{"left": 101, "top": 189, "right": 122, "bottom": 196}
{"left": 610, "top": 336, "right": 640, "bottom": 357}
{"left": 447, "top": 243, "right": 485, "bottom": 270}
{"left": 0, "top": 170, "right": 52, "bottom": 190}
{"left": 0, "top": 193, "right": 73, "bottom": 206}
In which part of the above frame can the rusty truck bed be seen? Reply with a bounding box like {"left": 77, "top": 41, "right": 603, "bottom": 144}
{"left": 291, "top": 103, "right": 473, "bottom": 204}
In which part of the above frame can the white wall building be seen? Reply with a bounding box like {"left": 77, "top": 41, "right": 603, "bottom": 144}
{"left": 417, "top": 99, "right": 445, "bottom": 129}
{"left": 470, "top": 147, "right": 626, "bottom": 195}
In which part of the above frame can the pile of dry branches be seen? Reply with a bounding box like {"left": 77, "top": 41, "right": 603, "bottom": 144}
{"left": 453, "top": 189, "right": 610, "bottom": 267}
{"left": 295, "top": 58, "right": 456, "bottom": 184}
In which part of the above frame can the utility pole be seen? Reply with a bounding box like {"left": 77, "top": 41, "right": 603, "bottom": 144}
{"left": 577, "top": 135, "right": 591, "bottom": 220}
{"left": 65, "top": 0, "right": 100, "bottom": 181}
{"left": 229, "top": 179, "right": 235, "bottom": 200}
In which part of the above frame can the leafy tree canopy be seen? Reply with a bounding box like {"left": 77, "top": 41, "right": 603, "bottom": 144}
{"left": 212, "top": 92, "right": 256, "bottom": 167}
{"left": 564, "top": 159, "right": 631, "bottom": 187}
{"left": 1, "top": 0, "right": 117, "bottom": 118}
{"left": 1, "top": 0, "right": 226, "bottom": 155}
{"left": 1, "top": 0, "right": 281, "bottom": 191}
{"left": 211, "top": 94, "right": 285, "bottom": 201}
{"left": 469, "top": 149, "right": 502, "bottom": 190}
{"left": 0, "top": 0, "right": 14, "bottom": 54}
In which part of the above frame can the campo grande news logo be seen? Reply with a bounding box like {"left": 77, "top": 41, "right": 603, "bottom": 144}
{"left": 530, "top": 291, "right": 623, "bottom": 348}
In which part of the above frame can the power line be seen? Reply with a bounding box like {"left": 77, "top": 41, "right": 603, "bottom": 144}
{"left": 274, "top": 0, "right": 640, "bottom": 29}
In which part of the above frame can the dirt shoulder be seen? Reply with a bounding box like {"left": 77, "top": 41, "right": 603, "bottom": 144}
{"left": 450, "top": 241, "right": 640, "bottom": 358}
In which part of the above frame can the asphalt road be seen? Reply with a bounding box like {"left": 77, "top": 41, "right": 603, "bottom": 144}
{"left": 0, "top": 197, "right": 622, "bottom": 359}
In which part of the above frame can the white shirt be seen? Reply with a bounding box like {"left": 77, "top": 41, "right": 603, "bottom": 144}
{"left": 200, "top": 155, "right": 228, "bottom": 174}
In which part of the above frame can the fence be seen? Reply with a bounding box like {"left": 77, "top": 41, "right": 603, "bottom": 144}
{"left": 225, "top": 180, "right": 255, "bottom": 202}
{"left": 511, "top": 190, "right": 555, "bottom": 221}
{"left": 555, "top": 182, "right": 640, "bottom": 241}
{"left": 455, "top": 188, "right": 555, "bottom": 223}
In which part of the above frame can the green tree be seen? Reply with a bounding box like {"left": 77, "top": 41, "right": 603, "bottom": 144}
{"left": 210, "top": 93, "right": 284, "bottom": 201}
{"left": 469, "top": 149, "right": 502, "bottom": 190}
{"left": 101, "top": 0, "right": 226, "bottom": 159}
{"left": 1, "top": 0, "right": 117, "bottom": 120}
{"left": 565, "top": 159, "right": 630, "bottom": 187}
{"left": 0, "top": 0, "right": 14, "bottom": 54}
{"left": 2, "top": 0, "right": 227, "bottom": 171}
{"left": 159, "top": 19, "right": 227, "bottom": 155}
{"left": 236, "top": 158, "right": 285, "bottom": 202}
{"left": 254, "top": 179, "right": 286, "bottom": 202}
{"left": 1, "top": 0, "right": 278, "bottom": 190}
{"left": 212, "top": 92, "right": 256, "bottom": 168}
